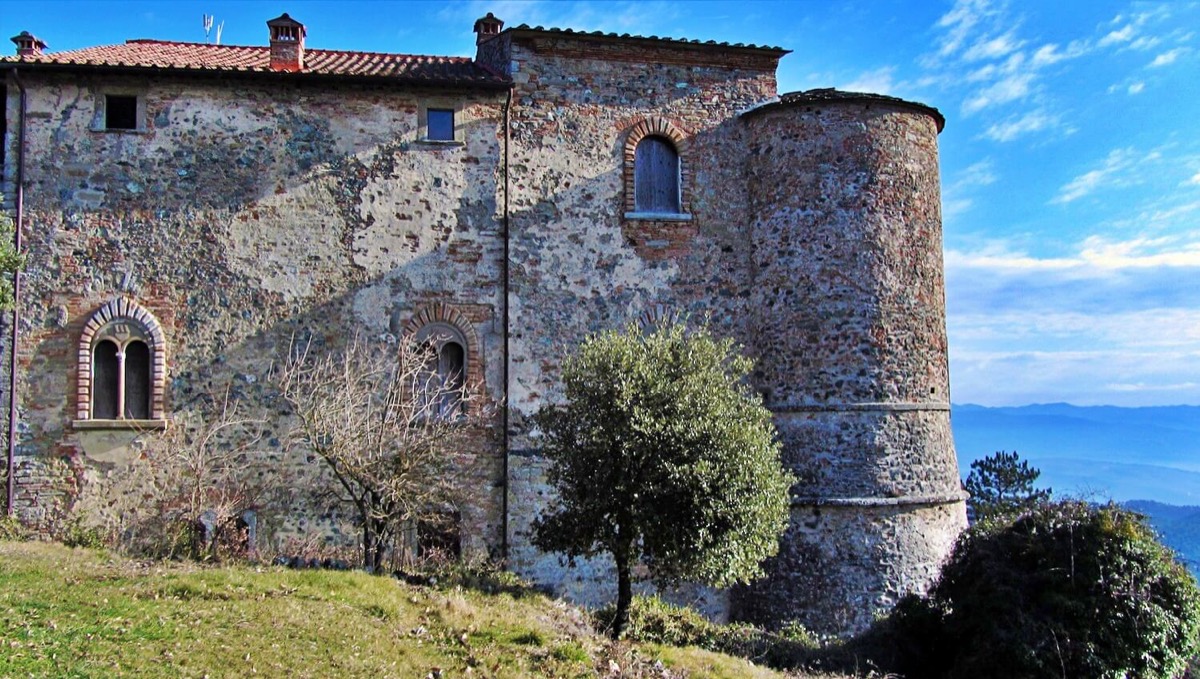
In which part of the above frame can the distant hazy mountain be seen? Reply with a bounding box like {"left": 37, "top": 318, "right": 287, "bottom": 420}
{"left": 952, "top": 403, "right": 1200, "bottom": 574}
{"left": 952, "top": 403, "right": 1200, "bottom": 505}
{"left": 1124, "top": 500, "right": 1200, "bottom": 574}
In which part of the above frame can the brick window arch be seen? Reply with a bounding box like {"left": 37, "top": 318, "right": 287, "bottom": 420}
{"left": 623, "top": 116, "right": 691, "bottom": 218}
{"left": 76, "top": 298, "right": 167, "bottom": 426}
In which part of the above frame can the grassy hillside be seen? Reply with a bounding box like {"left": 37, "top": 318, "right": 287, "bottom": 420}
{"left": 0, "top": 541, "right": 842, "bottom": 678}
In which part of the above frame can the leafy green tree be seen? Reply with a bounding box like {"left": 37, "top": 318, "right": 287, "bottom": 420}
{"left": 964, "top": 450, "right": 1051, "bottom": 521}
{"left": 532, "top": 322, "right": 794, "bottom": 639}
{"left": 886, "top": 501, "right": 1200, "bottom": 679}
{"left": 0, "top": 213, "right": 24, "bottom": 310}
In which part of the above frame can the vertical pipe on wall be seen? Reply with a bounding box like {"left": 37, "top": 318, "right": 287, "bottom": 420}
{"left": 6, "top": 69, "right": 26, "bottom": 516}
{"left": 500, "top": 86, "right": 512, "bottom": 561}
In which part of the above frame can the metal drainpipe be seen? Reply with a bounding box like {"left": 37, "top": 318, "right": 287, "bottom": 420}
{"left": 500, "top": 86, "right": 512, "bottom": 562}
{"left": 6, "top": 69, "right": 26, "bottom": 516}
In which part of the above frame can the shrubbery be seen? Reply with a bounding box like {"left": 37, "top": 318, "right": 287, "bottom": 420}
{"left": 595, "top": 595, "right": 819, "bottom": 669}
{"left": 881, "top": 501, "right": 1200, "bottom": 678}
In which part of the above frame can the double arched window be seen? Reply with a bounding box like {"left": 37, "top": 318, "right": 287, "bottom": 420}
{"left": 77, "top": 298, "right": 167, "bottom": 425}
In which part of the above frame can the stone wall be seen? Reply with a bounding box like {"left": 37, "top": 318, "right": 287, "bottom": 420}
{"left": 6, "top": 70, "right": 508, "bottom": 555}
{"left": 496, "top": 33, "right": 780, "bottom": 616}
{"left": 735, "top": 96, "right": 966, "bottom": 633}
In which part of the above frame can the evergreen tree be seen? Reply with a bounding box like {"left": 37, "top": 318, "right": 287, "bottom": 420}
{"left": 532, "top": 322, "right": 794, "bottom": 639}
{"left": 964, "top": 450, "right": 1051, "bottom": 522}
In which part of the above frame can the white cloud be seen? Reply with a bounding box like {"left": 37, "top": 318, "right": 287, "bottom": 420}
{"left": 1149, "top": 47, "right": 1188, "bottom": 67}
{"left": 1051, "top": 148, "right": 1143, "bottom": 204}
{"left": 935, "top": 0, "right": 999, "bottom": 58}
{"left": 946, "top": 234, "right": 1200, "bottom": 405}
{"left": 1187, "top": 172, "right": 1200, "bottom": 186}
{"left": 964, "top": 32, "right": 1023, "bottom": 61}
{"left": 1029, "top": 41, "right": 1087, "bottom": 66}
{"left": 1127, "top": 81, "right": 1145, "bottom": 94}
{"left": 982, "top": 109, "right": 1058, "bottom": 142}
{"left": 963, "top": 72, "right": 1033, "bottom": 113}
{"left": 840, "top": 67, "right": 898, "bottom": 96}
{"left": 1098, "top": 24, "right": 1135, "bottom": 47}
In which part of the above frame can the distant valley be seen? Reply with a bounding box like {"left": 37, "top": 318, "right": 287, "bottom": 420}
{"left": 952, "top": 403, "right": 1200, "bottom": 574}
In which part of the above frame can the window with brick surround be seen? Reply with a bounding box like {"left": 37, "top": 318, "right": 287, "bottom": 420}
{"left": 402, "top": 303, "right": 481, "bottom": 419}
{"left": 623, "top": 117, "right": 691, "bottom": 220}
{"left": 415, "top": 322, "right": 467, "bottom": 418}
{"left": 76, "top": 298, "right": 167, "bottom": 428}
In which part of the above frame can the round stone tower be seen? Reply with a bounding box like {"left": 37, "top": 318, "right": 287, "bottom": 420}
{"left": 735, "top": 89, "right": 967, "bottom": 634}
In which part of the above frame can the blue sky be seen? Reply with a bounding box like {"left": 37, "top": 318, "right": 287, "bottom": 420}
{"left": 4, "top": 0, "right": 1199, "bottom": 407}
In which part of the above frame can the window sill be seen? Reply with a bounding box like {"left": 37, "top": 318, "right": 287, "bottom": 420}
{"left": 624, "top": 212, "right": 692, "bottom": 222}
{"left": 73, "top": 418, "right": 168, "bottom": 431}
{"left": 417, "top": 138, "right": 464, "bottom": 147}
{"left": 89, "top": 127, "right": 149, "bottom": 135}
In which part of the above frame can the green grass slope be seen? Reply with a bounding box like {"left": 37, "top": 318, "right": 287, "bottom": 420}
{"left": 0, "top": 541, "right": 810, "bottom": 678}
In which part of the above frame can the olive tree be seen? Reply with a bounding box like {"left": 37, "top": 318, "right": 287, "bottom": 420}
{"left": 532, "top": 322, "right": 794, "bottom": 638}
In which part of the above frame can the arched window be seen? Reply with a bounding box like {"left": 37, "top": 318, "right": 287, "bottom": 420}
{"left": 77, "top": 298, "right": 167, "bottom": 426}
{"left": 403, "top": 304, "right": 480, "bottom": 421}
{"left": 622, "top": 116, "right": 690, "bottom": 219}
{"left": 634, "top": 136, "right": 681, "bottom": 213}
{"left": 414, "top": 324, "right": 467, "bottom": 419}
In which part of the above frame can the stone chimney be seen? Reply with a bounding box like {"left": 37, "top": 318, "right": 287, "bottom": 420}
{"left": 267, "top": 13, "right": 306, "bottom": 72}
{"left": 11, "top": 31, "right": 47, "bottom": 57}
{"left": 473, "top": 13, "right": 503, "bottom": 45}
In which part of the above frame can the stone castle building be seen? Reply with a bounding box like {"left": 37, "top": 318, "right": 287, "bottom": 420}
{"left": 0, "top": 12, "right": 966, "bottom": 633}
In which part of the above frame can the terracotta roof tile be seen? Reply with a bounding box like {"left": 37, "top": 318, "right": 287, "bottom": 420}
{"left": 0, "top": 39, "right": 508, "bottom": 86}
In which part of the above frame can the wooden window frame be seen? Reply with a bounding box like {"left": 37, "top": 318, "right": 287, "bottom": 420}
{"left": 623, "top": 116, "right": 692, "bottom": 221}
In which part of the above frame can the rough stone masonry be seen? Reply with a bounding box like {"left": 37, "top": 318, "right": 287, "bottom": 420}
{"left": 0, "top": 12, "right": 966, "bottom": 634}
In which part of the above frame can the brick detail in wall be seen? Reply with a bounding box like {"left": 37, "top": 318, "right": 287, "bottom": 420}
{"left": 622, "top": 116, "right": 691, "bottom": 215}
{"left": 76, "top": 297, "right": 168, "bottom": 421}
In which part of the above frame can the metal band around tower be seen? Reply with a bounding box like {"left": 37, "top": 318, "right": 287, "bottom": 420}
{"left": 791, "top": 491, "right": 969, "bottom": 508}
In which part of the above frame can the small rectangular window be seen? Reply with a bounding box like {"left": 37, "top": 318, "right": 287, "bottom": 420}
{"left": 426, "top": 108, "right": 455, "bottom": 141}
{"left": 105, "top": 95, "right": 138, "bottom": 131}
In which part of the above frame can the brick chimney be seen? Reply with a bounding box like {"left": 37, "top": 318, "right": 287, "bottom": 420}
{"left": 267, "top": 13, "right": 305, "bottom": 72}
{"left": 11, "top": 31, "right": 47, "bottom": 57}
{"left": 473, "top": 13, "right": 503, "bottom": 45}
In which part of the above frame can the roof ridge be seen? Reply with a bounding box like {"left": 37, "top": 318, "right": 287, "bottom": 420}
{"left": 506, "top": 23, "right": 788, "bottom": 53}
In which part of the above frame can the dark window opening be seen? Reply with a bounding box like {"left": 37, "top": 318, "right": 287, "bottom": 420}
{"left": 105, "top": 95, "right": 138, "bottom": 131}
{"left": 634, "top": 136, "right": 681, "bottom": 213}
{"left": 93, "top": 340, "right": 120, "bottom": 419}
{"left": 427, "top": 108, "right": 454, "bottom": 141}
{"left": 124, "top": 340, "right": 151, "bottom": 419}
{"left": 437, "top": 341, "right": 465, "bottom": 417}
{"left": 417, "top": 512, "right": 461, "bottom": 561}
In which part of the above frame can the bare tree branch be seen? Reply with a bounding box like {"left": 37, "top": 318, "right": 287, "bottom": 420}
{"left": 274, "top": 333, "right": 488, "bottom": 572}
